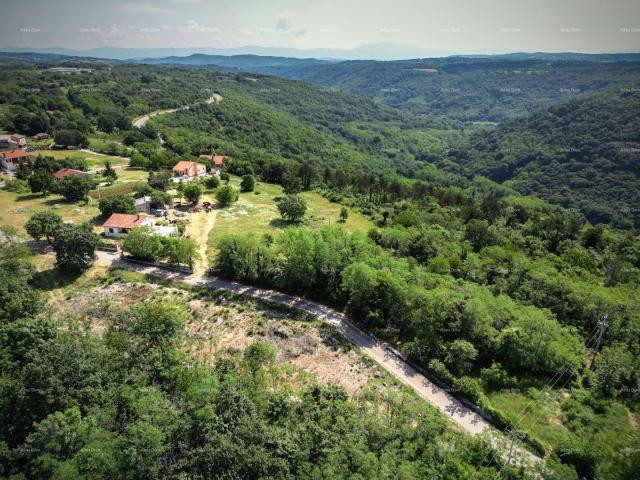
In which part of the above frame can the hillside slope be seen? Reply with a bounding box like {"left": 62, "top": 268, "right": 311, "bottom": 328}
{"left": 442, "top": 87, "right": 640, "bottom": 227}
{"left": 250, "top": 58, "right": 640, "bottom": 122}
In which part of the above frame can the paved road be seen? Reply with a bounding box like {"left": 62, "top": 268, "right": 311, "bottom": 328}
{"left": 95, "top": 251, "right": 543, "bottom": 473}
{"left": 132, "top": 93, "right": 223, "bottom": 129}
{"left": 96, "top": 252, "right": 495, "bottom": 434}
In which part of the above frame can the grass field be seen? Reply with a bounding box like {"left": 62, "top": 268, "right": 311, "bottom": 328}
{"left": 30, "top": 149, "right": 129, "bottom": 169}
{"left": 0, "top": 189, "right": 101, "bottom": 237}
{"left": 486, "top": 385, "right": 638, "bottom": 473}
{"left": 206, "top": 176, "right": 373, "bottom": 260}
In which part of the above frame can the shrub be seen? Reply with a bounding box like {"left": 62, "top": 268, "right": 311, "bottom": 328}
{"left": 25, "top": 211, "right": 63, "bottom": 243}
{"left": 240, "top": 174, "right": 255, "bottom": 192}
{"left": 204, "top": 175, "right": 220, "bottom": 189}
{"left": 56, "top": 175, "right": 95, "bottom": 202}
{"left": 276, "top": 195, "right": 307, "bottom": 222}
{"left": 216, "top": 185, "right": 238, "bottom": 207}
{"left": 98, "top": 194, "right": 136, "bottom": 217}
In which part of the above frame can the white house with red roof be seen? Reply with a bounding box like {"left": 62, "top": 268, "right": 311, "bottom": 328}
{"left": 103, "top": 213, "right": 156, "bottom": 237}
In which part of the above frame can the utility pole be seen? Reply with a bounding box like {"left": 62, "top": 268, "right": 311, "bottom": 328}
{"left": 595, "top": 313, "right": 610, "bottom": 354}
{"left": 506, "top": 429, "right": 522, "bottom": 466}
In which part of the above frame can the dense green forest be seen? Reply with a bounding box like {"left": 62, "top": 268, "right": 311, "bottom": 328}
{"left": 251, "top": 58, "right": 640, "bottom": 122}
{"left": 439, "top": 87, "right": 640, "bottom": 227}
{"left": 214, "top": 179, "right": 640, "bottom": 479}
{"left": 0, "top": 243, "right": 539, "bottom": 480}
{"left": 1, "top": 55, "right": 639, "bottom": 479}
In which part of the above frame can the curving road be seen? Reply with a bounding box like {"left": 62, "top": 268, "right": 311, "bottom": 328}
{"left": 94, "top": 250, "right": 542, "bottom": 472}
{"left": 131, "top": 92, "right": 223, "bottom": 129}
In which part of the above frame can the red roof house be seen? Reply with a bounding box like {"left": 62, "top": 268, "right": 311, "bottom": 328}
{"left": 200, "top": 154, "right": 228, "bottom": 168}
{"left": 52, "top": 168, "right": 90, "bottom": 180}
{"left": 172, "top": 160, "right": 206, "bottom": 178}
{"left": 0, "top": 149, "right": 29, "bottom": 172}
{"left": 103, "top": 213, "right": 155, "bottom": 237}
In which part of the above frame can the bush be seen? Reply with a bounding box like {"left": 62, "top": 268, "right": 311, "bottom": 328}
{"left": 427, "top": 359, "right": 454, "bottom": 383}
{"left": 204, "top": 175, "right": 220, "bottom": 189}
{"left": 54, "top": 129, "right": 88, "bottom": 148}
{"left": 276, "top": 195, "right": 307, "bottom": 222}
{"left": 480, "top": 362, "right": 516, "bottom": 389}
{"left": 3, "top": 178, "right": 30, "bottom": 193}
{"left": 98, "top": 194, "right": 136, "bottom": 217}
{"left": 240, "top": 174, "right": 255, "bottom": 192}
{"left": 216, "top": 185, "right": 238, "bottom": 207}
{"left": 56, "top": 175, "right": 95, "bottom": 202}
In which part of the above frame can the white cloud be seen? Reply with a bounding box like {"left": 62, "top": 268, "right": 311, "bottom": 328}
{"left": 274, "top": 11, "right": 306, "bottom": 36}
{"left": 177, "top": 20, "right": 220, "bottom": 33}
{"left": 116, "top": 3, "right": 175, "bottom": 14}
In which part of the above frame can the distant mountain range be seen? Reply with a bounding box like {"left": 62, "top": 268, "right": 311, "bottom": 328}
{"left": 4, "top": 44, "right": 638, "bottom": 62}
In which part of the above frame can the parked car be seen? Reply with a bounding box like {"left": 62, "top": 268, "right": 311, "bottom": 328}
{"left": 153, "top": 209, "right": 166, "bottom": 217}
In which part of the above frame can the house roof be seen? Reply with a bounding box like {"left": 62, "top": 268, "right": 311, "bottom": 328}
{"left": 103, "top": 213, "right": 150, "bottom": 229}
{"left": 135, "top": 195, "right": 152, "bottom": 206}
{"left": 173, "top": 160, "right": 202, "bottom": 171}
{"left": 200, "top": 154, "right": 228, "bottom": 166}
{"left": 0, "top": 149, "right": 28, "bottom": 160}
{"left": 52, "top": 168, "right": 87, "bottom": 179}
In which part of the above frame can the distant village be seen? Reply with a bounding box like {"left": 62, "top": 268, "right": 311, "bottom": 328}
{"left": 1, "top": 129, "right": 228, "bottom": 245}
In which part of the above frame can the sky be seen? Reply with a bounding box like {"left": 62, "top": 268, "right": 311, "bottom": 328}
{"left": 1, "top": 0, "right": 639, "bottom": 57}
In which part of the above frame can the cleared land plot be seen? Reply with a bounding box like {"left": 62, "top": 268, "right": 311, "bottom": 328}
{"left": 207, "top": 176, "right": 373, "bottom": 259}
{"left": 0, "top": 189, "right": 100, "bottom": 237}
{"left": 30, "top": 149, "right": 129, "bottom": 169}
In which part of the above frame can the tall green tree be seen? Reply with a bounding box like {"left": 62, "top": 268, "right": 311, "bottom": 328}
{"left": 52, "top": 224, "right": 99, "bottom": 273}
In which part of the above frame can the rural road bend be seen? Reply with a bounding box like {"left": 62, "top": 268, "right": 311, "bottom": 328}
{"left": 95, "top": 252, "right": 518, "bottom": 442}
{"left": 95, "top": 251, "right": 542, "bottom": 469}
{"left": 131, "top": 92, "right": 223, "bottom": 128}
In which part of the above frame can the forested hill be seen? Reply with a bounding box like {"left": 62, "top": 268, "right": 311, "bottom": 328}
{"left": 249, "top": 58, "right": 640, "bottom": 122}
{"left": 441, "top": 87, "right": 640, "bottom": 227}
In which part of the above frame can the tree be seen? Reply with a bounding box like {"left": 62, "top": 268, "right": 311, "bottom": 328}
{"left": 98, "top": 194, "right": 136, "bottom": 217}
{"left": 183, "top": 182, "right": 203, "bottom": 204}
{"left": 28, "top": 169, "right": 55, "bottom": 196}
{"left": 175, "top": 182, "right": 185, "bottom": 205}
{"left": 339, "top": 206, "right": 349, "bottom": 223}
{"left": 54, "top": 129, "right": 88, "bottom": 148}
{"left": 464, "top": 219, "right": 496, "bottom": 252}
{"left": 25, "top": 211, "right": 63, "bottom": 243}
{"left": 0, "top": 244, "right": 44, "bottom": 322}
{"left": 216, "top": 185, "right": 238, "bottom": 207}
{"left": 57, "top": 175, "right": 95, "bottom": 202}
{"left": 102, "top": 160, "right": 117, "bottom": 183}
{"left": 240, "top": 174, "right": 255, "bottom": 192}
{"left": 164, "top": 236, "right": 198, "bottom": 267}
{"left": 52, "top": 224, "right": 99, "bottom": 273}
{"left": 276, "top": 195, "right": 307, "bottom": 222}
{"left": 220, "top": 171, "right": 230, "bottom": 183}
{"left": 121, "top": 228, "right": 164, "bottom": 262}
{"left": 282, "top": 174, "right": 302, "bottom": 194}
{"left": 445, "top": 340, "right": 478, "bottom": 375}
{"left": 148, "top": 170, "right": 172, "bottom": 191}
{"left": 204, "top": 175, "right": 220, "bottom": 189}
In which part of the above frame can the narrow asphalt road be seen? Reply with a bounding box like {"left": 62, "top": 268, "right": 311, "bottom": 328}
{"left": 132, "top": 92, "right": 223, "bottom": 129}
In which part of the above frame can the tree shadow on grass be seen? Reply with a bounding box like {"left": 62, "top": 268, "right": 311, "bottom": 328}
{"left": 31, "top": 266, "right": 84, "bottom": 291}
{"left": 269, "top": 218, "right": 302, "bottom": 229}
{"left": 15, "top": 193, "right": 46, "bottom": 202}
